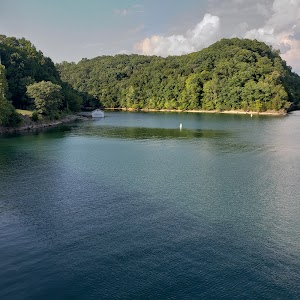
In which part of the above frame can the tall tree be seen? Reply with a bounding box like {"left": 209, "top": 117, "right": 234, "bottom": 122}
{"left": 26, "top": 81, "right": 63, "bottom": 115}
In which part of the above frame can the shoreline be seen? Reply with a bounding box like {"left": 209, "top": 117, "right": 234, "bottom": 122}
{"left": 0, "top": 115, "right": 84, "bottom": 135}
{"left": 0, "top": 107, "right": 291, "bottom": 135}
{"left": 105, "top": 107, "right": 287, "bottom": 116}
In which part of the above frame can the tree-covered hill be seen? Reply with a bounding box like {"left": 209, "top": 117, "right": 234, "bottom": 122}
{"left": 0, "top": 35, "right": 84, "bottom": 122}
{"left": 1, "top": 35, "right": 300, "bottom": 126}
{"left": 58, "top": 38, "right": 300, "bottom": 112}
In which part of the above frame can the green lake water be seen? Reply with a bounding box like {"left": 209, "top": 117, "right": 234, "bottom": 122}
{"left": 1, "top": 111, "right": 300, "bottom": 299}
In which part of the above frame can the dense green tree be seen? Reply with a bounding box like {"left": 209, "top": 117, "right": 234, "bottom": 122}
{"left": 180, "top": 73, "right": 203, "bottom": 109}
{"left": 0, "top": 93, "right": 19, "bottom": 126}
{"left": 3, "top": 35, "right": 298, "bottom": 115}
{"left": 26, "top": 81, "right": 63, "bottom": 115}
{"left": 0, "top": 64, "right": 8, "bottom": 97}
{"left": 0, "top": 63, "right": 20, "bottom": 126}
{"left": 57, "top": 38, "right": 300, "bottom": 113}
{"left": 0, "top": 35, "right": 84, "bottom": 112}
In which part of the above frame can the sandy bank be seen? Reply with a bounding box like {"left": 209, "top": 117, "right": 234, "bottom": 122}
{"left": 105, "top": 108, "right": 287, "bottom": 116}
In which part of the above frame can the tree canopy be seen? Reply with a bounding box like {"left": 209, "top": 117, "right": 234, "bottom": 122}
{"left": 1, "top": 35, "right": 300, "bottom": 126}
{"left": 0, "top": 35, "right": 84, "bottom": 113}
{"left": 26, "top": 81, "right": 63, "bottom": 115}
{"left": 0, "top": 63, "right": 20, "bottom": 126}
{"left": 57, "top": 38, "right": 300, "bottom": 112}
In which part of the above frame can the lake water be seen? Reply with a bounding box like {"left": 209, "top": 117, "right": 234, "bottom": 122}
{"left": 1, "top": 111, "right": 300, "bottom": 299}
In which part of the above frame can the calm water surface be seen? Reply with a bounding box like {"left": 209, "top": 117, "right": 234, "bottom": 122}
{"left": 1, "top": 111, "right": 300, "bottom": 299}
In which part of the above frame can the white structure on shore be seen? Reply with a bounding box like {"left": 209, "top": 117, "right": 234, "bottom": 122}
{"left": 92, "top": 109, "right": 104, "bottom": 118}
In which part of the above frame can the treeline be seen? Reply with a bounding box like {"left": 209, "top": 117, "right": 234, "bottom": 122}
{"left": 58, "top": 38, "right": 300, "bottom": 112}
{"left": 0, "top": 35, "right": 87, "bottom": 126}
{"left": 1, "top": 36, "right": 300, "bottom": 127}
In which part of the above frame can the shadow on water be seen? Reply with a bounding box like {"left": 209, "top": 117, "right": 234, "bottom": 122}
{"left": 0, "top": 123, "right": 76, "bottom": 140}
{"left": 75, "top": 125, "right": 230, "bottom": 141}
{"left": 0, "top": 123, "right": 79, "bottom": 168}
{"left": 75, "top": 125, "right": 263, "bottom": 153}
{"left": 0, "top": 118, "right": 267, "bottom": 155}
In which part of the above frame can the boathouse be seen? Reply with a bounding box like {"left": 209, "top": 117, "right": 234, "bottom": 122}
{"left": 92, "top": 109, "right": 104, "bottom": 118}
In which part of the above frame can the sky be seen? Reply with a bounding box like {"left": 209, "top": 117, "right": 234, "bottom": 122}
{"left": 0, "top": 0, "right": 300, "bottom": 74}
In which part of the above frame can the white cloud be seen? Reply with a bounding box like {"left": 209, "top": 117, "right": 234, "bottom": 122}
{"left": 118, "top": 49, "right": 131, "bottom": 55}
{"left": 133, "top": 0, "right": 300, "bottom": 73}
{"left": 244, "top": 0, "right": 300, "bottom": 72}
{"left": 113, "top": 9, "right": 129, "bottom": 16}
{"left": 136, "top": 14, "right": 220, "bottom": 56}
{"left": 113, "top": 4, "right": 144, "bottom": 16}
{"left": 281, "top": 38, "right": 300, "bottom": 72}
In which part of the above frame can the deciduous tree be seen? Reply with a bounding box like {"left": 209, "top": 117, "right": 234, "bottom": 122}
{"left": 26, "top": 81, "right": 63, "bottom": 115}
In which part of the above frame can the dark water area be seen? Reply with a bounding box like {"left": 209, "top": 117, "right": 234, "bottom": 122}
{"left": 1, "top": 111, "right": 300, "bottom": 299}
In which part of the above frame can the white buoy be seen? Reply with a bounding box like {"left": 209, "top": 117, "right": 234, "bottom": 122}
{"left": 179, "top": 123, "right": 182, "bottom": 130}
{"left": 251, "top": 113, "right": 253, "bottom": 118}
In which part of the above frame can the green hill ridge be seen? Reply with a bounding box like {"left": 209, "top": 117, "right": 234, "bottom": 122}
{"left": 1, "top": 35, "right": 300, "bottom": 128}
{"left": 57, "top": 38, "right": 300, "bottom": 112}
{"left": 0, "top": 34, "right": 84, "bottom": 126}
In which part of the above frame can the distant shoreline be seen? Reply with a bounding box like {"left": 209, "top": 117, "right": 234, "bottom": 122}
{"left": 105, "top": 108, "right": 287, "bottom": 116}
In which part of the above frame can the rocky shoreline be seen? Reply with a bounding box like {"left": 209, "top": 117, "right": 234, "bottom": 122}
{"left": 0, "top": 115, "right": 84, "bottom": 135}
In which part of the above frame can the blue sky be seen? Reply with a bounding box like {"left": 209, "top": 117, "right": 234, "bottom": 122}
{"left": 1, "top": 0, "right": 299, "bottom": 73}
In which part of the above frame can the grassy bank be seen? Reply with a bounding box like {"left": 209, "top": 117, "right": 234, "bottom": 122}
{"left": 16, "top": 109, "right": 33, "bottom": 117}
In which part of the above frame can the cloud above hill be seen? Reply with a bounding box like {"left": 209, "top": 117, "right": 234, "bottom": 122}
{"left": 244, "top": 0, "right": 300, "bottom": 72}
{"left": 136, "top": 0, "right": 300, "bottom": 72}
{"left": 136, "top": 14, "right": 220, "bottom": 56}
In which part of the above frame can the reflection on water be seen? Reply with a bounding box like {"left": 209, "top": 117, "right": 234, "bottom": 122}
{"left": 74, "top": 125, "right": 229, "bottom": 140}
{"left": 72, "top": 124, "right": 266, "bottom": 154}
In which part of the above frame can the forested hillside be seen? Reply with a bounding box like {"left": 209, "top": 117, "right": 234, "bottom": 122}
{"left": 1, "top": 36, "right": 300, "bottom": 127}
{"left": 0, "top": 35, "right": 84, "bottom": 125}
{"left": 58, "top": 38, "right": 300, "bottom": 112}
